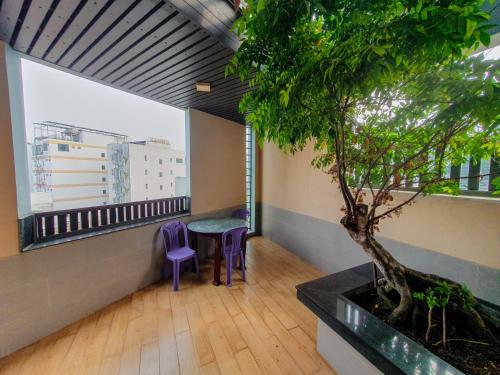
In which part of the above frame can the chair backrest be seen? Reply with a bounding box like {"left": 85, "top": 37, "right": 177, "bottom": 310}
{"left": 231, "top": 208, "right": 250, "bottom": 220}
{"left": 222, "top": 227, "right": 248, "bottom": 256}
{"left": 160, "top": 220, "right": 188, "bottom": 253}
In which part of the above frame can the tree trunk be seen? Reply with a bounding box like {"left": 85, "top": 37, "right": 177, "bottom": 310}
{"left": 341, "top": 203, "right": 499, "bottom": 343}
{"left": 426, "top": 307, "right": 433, "bottom": 343}
{"left": 342, "top": 204, "right": 413, "bottom": 325}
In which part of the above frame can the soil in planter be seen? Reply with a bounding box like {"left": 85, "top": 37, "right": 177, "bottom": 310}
{"left": 350, "top": 289, "right": 500, "bottom": 375}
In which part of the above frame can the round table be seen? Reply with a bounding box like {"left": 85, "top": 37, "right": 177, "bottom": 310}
{"left": 188, "top": 218, "right": 247, "bottom": 286}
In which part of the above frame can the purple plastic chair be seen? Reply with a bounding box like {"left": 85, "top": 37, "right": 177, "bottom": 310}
{"left": 231, "top": 208, "right": 250, "bottom": 220}
{"left": 231, "top": 208, "right": 249, "bottom": 268}
{"left": 222, "top": 227, "right": 248, "bottom": 287}
{"left": 160, "top": 220, "right": 199, "bottom": 291}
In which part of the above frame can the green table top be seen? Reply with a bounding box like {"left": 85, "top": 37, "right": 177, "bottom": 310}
{"left": 187, "top": 217, "right": 247, "bottom": 234}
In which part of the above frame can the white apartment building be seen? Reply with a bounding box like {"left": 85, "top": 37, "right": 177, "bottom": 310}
{"left": 107, "top": 138, "right": 186, "bottom": 203}
{"left": 31, "top": 121, "right": 128, "bottom": 211}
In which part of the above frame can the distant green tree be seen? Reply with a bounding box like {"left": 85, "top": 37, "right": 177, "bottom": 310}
{"left": 228, "top": 0, "right": 499, "bottom": 338}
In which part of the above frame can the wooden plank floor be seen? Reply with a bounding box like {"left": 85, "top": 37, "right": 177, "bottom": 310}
{"left": 0, "top": 237, "right": 336, "bottom": 375}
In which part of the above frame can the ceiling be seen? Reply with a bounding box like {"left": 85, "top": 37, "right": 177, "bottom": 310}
{"left": 1, "top": 1, "right": 498, "bottom": 125}
{"left": 0, "top": 0, "right": 248, "bottom": 124}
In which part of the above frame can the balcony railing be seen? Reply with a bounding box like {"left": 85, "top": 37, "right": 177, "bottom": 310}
{"left": 21, "top": 196, "right": 190, "bottom": 247}
{"left": 401, "top": 157, "right": 499, "bottom": 197}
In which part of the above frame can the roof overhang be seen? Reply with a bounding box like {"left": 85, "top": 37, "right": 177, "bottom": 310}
{"left": 0, "top": 0, "right": 248, "bottom": 124}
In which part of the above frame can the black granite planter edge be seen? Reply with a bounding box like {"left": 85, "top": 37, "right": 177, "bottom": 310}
{"left": 296, "top": 286, "right": 405, "bottom": 375}
{"left": 296, "top": 263, "right": 475, "bottom": 375}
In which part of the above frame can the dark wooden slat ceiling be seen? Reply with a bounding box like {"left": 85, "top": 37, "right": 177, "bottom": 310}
{"left": 0, "top": 0, "right": 247, "bottom": 124}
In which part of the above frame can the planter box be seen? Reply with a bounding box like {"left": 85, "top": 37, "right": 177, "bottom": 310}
{"left": 296, "top": 263, "right": 465, "bottom": 375}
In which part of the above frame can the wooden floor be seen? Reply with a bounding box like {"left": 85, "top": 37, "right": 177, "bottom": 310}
{"left": 0, "top": 237, "right": 336, "bottom": 375}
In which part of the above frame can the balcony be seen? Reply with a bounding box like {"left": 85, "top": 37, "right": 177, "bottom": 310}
{"left": 0, "top": 1, "right": 499, "bottom": 375}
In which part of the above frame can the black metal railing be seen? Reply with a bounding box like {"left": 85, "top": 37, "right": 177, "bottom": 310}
{"left": 26, "top": 196, "right": 190, "bottom": 246}
{"left": 401, "top": 157, "right": 499, "bottom": 197}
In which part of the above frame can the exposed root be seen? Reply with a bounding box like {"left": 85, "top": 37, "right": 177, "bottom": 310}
{"left": 376, "top": 285, "right": 396, "bottom": 309}
{"left": 432, "top": 339, "right": 490, "bottom": 347}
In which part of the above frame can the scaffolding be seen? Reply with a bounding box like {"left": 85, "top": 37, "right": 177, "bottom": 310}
{"left": 32, "top": 121, "right": 128, "bottom": 192}
{"left": 109, "top": 143, "right": 131, "bottom": 203}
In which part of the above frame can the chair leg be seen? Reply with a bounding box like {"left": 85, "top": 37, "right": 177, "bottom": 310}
{"left": 240, "top": 251, "right": 246, "bottom": 282}
{"left": 226, "top": 254, "right": 232, "bottom": 287}
{"left": 194, "top": 255, "right": 200, "bottom": 278}
{"left": 173, "top": 260, "right": 180, "bottom": 291}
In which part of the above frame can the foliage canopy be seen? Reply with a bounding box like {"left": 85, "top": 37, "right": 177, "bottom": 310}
{"left": 228, "top": 0, "right": 500, "bottom": 225}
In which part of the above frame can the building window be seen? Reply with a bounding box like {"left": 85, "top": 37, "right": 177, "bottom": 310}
{"left": 145, "top": 169, "right": 148, "bottom": 175}
{"left": 102, "top": 177, "right": 106, "bottom": 182}
{"left": 102, "top": 189, "right": 106, "bottom": 194}
{"left": 170, "top": 158, "right": 173, "bottom": 162}
{"left": 159, "top": 172, "right": 163, "bottom": 177}
{"left": 144, "top": 155, "right": 147, "bottom": 161}
{"left": 101, "top": 152, "right": 105, "bottom": 157}
{"left": 170, "top": 170, "right": 173, "bottom": 175}
{"left": 176, "top": 158, "right": 183, "bottom": 163}
{"left": 58, "top": 144, "right": 69, "bottom": 152}
{"left": 34, "top": 143, "right": 49, "bottom": 155}
{"left": 171, "top": 182, "right": 173, "bottom": 187}
{"left": 159, "top": 159, "right": 163, "bottom": 165}
{"left": 145, "top": 183, "right": 148, "bottom": 189}
{"left": 160, "top": 185, "right": 163, "bottom": 190}
{"left": 103, "top": 202, "right": 107, "bottom": 205}
{"left": 101, "top": 165, "right": 106, "bottom": 170}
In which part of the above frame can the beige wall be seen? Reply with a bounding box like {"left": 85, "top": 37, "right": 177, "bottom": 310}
{"left": 260, "top": 141, "right": 500, "bottom": 269}
{"left": 0, "top": 42, "right": 20, "bottom": 259}
{"left": 189, "top": 108, "right": 246, "bottom": 215}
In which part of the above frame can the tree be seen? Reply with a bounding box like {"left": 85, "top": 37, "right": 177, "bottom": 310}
{"left": 227, "top": 0, "right": 499, "bottom": 339}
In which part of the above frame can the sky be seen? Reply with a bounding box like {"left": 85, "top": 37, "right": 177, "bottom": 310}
{"left": 21, "top": 58, "right": 186, "bottom": 151}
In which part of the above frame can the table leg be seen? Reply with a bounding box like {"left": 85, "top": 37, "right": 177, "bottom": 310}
{"left": 190, "top": 231, "right": 198, "bottom": 273}
{"left": 213, "top": 236, "right": 222, "bottom": 286}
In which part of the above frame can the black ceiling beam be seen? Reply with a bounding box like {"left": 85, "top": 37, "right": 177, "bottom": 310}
{"left": 82, "top": 8, "right": 178, "bottom": 74}
{"left": 141, "top": 51, "right": 232, "bottom": 95}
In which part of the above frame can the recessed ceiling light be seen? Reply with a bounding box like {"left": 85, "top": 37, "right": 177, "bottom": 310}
{"left": 196, "top": 82, "right": 211, "bottom": 92}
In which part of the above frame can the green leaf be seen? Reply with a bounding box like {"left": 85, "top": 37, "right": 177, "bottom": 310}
{"left": 479, "top": 31, "right": 490, "bottom": 47}
{"left": 466, "top": 18, "right": 476, "bottom": 37}
{"left": 257, "top": 0, "right": 265, "bottom": 13}
{"left": 372, "top": 46, "right": 386, "bottom": 56}
{"left": 416, "top": 0, "right": 423, "bottom": 13}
